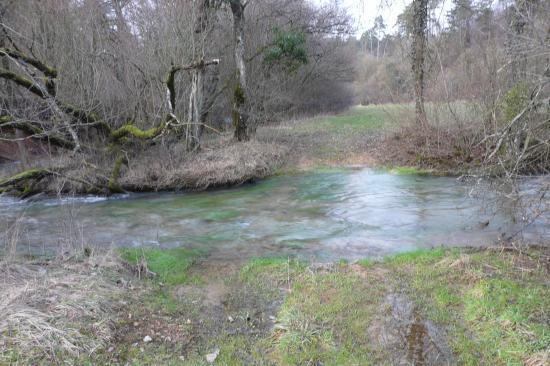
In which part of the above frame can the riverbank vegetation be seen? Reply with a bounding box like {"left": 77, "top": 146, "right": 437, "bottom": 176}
{"left": 1, "top": 245, "right": 548, "bottom": 365}
{"left": 0, "top": 0, "right": 353, "bottom": 196}
{"left": 1, "top": 0, "right": 548, "bottom": 197}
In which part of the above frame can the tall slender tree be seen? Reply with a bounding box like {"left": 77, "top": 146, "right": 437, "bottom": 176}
{"left": 228, "top": 0, "right": 249, "bottom": 141}
{"left": 411, "top": 0, "right": 429, "bottom": 125}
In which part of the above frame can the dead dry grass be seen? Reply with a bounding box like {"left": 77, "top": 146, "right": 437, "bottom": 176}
{"left": 121, "top": 138, "right": 288, "bottom": 192}
{"left": 0, "top": 137, "right": 288, "bottom": 196}
{"left": 0, "top": 252, "right": 129, "bottom": 364}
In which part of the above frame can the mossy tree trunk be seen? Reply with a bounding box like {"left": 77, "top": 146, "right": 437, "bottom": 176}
{"left": 0, "top": 13, "right": 28, "bottom": 166}
{"left": 411, "top": 0, "right": 429, "bottom": 126}
{"left": 229, "top": 0, "right": 250, "bottom": 141}
{"left": 0, "top": 48, "right": 83, "bottom": 151}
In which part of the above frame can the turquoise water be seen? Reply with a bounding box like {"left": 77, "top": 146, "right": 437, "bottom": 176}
{"left": 0, "top": 169, "right": 545, "bottom": 261}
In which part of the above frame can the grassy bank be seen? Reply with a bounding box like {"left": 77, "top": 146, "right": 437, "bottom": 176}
{"left": 2, "top": 246, "right": 548, "bottom": 365}
{"left": 258, "top": 103, "right": 481, "bottom": 175}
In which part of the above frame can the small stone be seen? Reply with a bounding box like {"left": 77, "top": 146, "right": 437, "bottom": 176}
{"left": 107, "top": 346, "right": 115, "bottom": 353}
{"left": 143, "top": 335, "right": 152, "bottom": 343}
{"left": 269, "top": 315, "right": 276, "bottom": 321}
{"left": 133, "top": 322, "right": 139, "bottom": 327}
{"left": 227, "top": 316, "right": 234, "bottom": 323}
{"left": 179, "top": 355, "right": 185, "bottom": 361}
{"left": 186, "top": 319, "right": 192, "bottom": 324}
{"left": 205, "top": 348, "right": 219, "bottom": 363}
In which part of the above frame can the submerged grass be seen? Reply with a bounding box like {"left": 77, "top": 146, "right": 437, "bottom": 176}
{"left": 390, "top": 166, "right": 433, "bottom": 176}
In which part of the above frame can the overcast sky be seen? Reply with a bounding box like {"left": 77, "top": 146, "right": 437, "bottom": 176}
{"left": 313, "top": 0, "right": 454, "bottom": 37}
{"left": 313, "top": 0, "right": 408, "bottom": 36}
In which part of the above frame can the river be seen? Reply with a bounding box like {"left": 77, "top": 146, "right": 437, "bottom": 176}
{"left": 1, "top": 168, "right": 547, "bottom": 261}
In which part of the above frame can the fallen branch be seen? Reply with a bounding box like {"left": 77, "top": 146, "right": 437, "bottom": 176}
{"left": 0, "top": 115, "right": 76, "bottom": 150}
{"left": 110, "top": 121, "right": 167, "bottom": 141}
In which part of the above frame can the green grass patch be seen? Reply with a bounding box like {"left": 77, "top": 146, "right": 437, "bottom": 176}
{"left": 119, "top": 247, "right": 203, "bottom": 285}
{"left": 272, "top": 270, "right": 384, "bottom": 365}
{"left": 386, "top": 247, "right": 550, "bottom": 365}
{"left": 383, "top": 247, "right": 447, "bottom": 265}
{"left": 298, "top": 105, "right": 396, "bottom": 135}
{"left": 240, "top": 257, "right": 306, "bottom": 284}
{"left": 462, "top": 278, "right": 549, "bottom": 364}
{"left": 356, "top": 258, "right": 375, "bottom": 268}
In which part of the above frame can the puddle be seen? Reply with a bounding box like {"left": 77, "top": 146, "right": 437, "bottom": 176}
{"left": 369, "top": 293, "right": 453, "bottom": 365}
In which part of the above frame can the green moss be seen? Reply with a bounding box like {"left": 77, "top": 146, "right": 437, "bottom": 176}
{"left": 503, "top": 82, "right": 531, "bottom": 122}
{"left": 0, "top": 168, "right": 49, "bottom": 188}
{"left": 108, "top": 155, "right": 128, "bottom": 194}
{"left": 111, "top": 122, "right": 166, "bottom": 141}
{"left": 233, "top": 84, "right": 245, "bottom": 107}
{"left": 0, "top": 115, "right": 12, "bottom": 123}
{"left": 119, "top": 247, "right": 203, "bottom": 285}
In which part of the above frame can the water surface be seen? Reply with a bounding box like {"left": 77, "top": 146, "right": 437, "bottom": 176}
{"left": 1, "top": 169, "right": 546, "bottom": 261}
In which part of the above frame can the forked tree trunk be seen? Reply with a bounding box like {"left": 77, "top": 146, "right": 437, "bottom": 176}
{"left": 229, "top": 0, "right": 249, "bottom": 141}
{"left": 411, "top": 0, "right": 429, "bottom": 126}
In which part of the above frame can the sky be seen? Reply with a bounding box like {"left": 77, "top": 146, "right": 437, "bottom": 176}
{"left": 313, "top": 0, "right": 455, "bottom": 37}
{"left": 313, "top": 0, "right": 409, "bottom": 36}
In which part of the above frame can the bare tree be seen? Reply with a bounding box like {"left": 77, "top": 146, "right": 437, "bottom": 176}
{"left": 228, "top": 0, "right": 249, "bottom": 141}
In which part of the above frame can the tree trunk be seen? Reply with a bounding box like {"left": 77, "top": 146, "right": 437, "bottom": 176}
{"left": 411, "top": 0, "right": 429, "bottom": 126}
{"left": 508, "top": 0, "right": 529, "bottom": 83}
{"left": 230, "top": 0, "right": 249, "bottom": 141}
{"left": 0, "top": 5, "right": 28, "bottom": 165}
{"left": 187, "top": 68, "right": 204, "bottom": 151}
